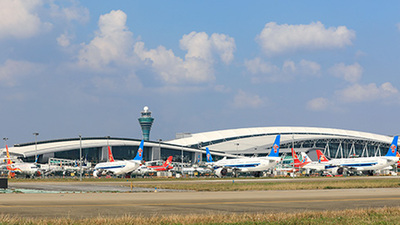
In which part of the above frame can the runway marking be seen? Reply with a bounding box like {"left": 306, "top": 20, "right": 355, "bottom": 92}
{"left": 1, "top": 197, "right": 400, "bottom": 208}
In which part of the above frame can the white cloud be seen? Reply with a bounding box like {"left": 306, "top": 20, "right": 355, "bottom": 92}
{"left": 233, "top": 90, "right": 264, "bottom": 108}
{"left": 77, "top": 11, "right": 235, "bottom": 84}
{"left": 210, "top": 33, "right": 236, "bottom": 64}
{"left": 0, "top": 60, "right": 43, "bottom": 87}
{"left": 335, "top": 82, "right": 399, "bottom": 103}
{"left": 245, "top": 58, "right": 320, "bottom": 82}
{"left": 244, "top": 57, "right": 279, "bottom": 75}
{"left": 136, "top": 31, "right": 236, "bottom": 84}
{"left": 256, "top": 21, "right": 355, "bottom": 55}
{"left": 57, "top": 33, "right": 72, "bottom": 47}
{"left": 307, "top": 97, "right": 330, "bottom": 111}
{"left": 0, "top": 0, "right": 46, "bottom": 39}
{"left": 299, "top": 60, "right": 321, "bottom": 76}
{"left": 78, "top": 10, "right": 134, "bottom": 69}
{"left": 49, "top": 1, "right": 89, "bottom": 24}
{"left": 329, "top": 63, "right": 363, "bottom": 83}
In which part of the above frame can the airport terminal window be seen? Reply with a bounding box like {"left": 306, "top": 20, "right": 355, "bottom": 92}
{"left": 55, "top": 149, "right": 79, "bottom": 160}
{"left": 82, "top": 147, "right": 101, "bottom": 163}
{"left": 162, "top": 149, "right": 193, "bottom": 163}
{"left": 112, "top": 145, "right": 151, "bottom": 161}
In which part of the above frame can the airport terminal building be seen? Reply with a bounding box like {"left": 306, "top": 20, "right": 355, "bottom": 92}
{"left": 4, "top": 126, "right": 397, "bottom": 165}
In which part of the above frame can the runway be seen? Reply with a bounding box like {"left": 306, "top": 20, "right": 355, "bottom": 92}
{"left": 1, "top": 188, "right": 400, "bottom": 218}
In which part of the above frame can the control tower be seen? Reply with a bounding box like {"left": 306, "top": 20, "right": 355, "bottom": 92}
{"left": 138, "top": 106, "right": 154, "bottom": 141}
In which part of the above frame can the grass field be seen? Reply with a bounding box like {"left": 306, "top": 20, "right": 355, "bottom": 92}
{"left": 129, "top": 178, "right": 400, "bottom": 191}
{"left": 6, "top": 176, "right": 400, "bottom": 191}
{"left": 0, "top": 207, "right": 399, "bottom": 224}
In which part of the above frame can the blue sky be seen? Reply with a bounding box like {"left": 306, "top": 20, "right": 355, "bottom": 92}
{"left": 1, "top": 1, "right": 400, "bottom": 145}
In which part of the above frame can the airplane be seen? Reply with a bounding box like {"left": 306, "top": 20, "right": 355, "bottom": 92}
{"left": 107, "top": 146, "right": 115, "bottom": 162}
{"left": 93, "top": 140, "right": 144, "bottom": 177}
{"left": 4, "top": 145, "right": 40, "bottom": 178}
{"left": 312, "top": 136, "right": 399, "bottom": 176}
{"left": 206, "top": 135, "right": 281, "bottom": 177}
{"left": 291, "top": 148, "right": 311, "bottom": 168}
{"left": 147, "top": 156, "right": 174, "bottom": 171}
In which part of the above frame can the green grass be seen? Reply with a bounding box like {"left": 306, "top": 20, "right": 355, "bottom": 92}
{"left": 131, "top": 178, "right": 400, "bottom": 191}
{"left": 0, "top": 207, "right": 399, "bottom": 224}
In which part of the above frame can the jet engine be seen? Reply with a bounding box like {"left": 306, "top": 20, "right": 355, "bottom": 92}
{"left": 215, "top": 168, "right": 228, "bottom": 178}
{"left": 93, "top": 170, "right": 100, "bottom": 178}
{"left": 331, "top": 167, "right": 344, "bottom": 175}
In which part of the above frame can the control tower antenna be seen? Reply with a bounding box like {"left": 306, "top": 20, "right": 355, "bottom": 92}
{"left": 138, "top": 106, "right": 154, "bottom": 141}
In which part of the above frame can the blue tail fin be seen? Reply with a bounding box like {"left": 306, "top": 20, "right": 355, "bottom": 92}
{"left": 385, "top": 136, "right": 398, "bottom": 157}
{"left": 206, "top": 147, "right": 213, "bottom": 163}
{"left": 133, "top": 140, "right": 144, "bottom": 161}
{"left": 268, "top": 135, "right": 281, "bottom": 157}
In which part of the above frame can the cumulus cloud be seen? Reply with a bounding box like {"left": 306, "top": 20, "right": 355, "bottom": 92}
{"left": 329, "top": 63, "right": 363, "bottom": 83}
{"left": 77, "top": 10, "right": 236, "bottom": 84}
{"left": 244, "top": 57, "right": 279, "bottom": 75}
{"left": 136, "top": 31, "right": 236, "bottom": 84}
{"left": 233, "top": 90, "right": 265, "bottom": 108}
{"left": 245, "top": 58, "right": 321, "bottom": 82}
{"left": 0, "top": 60, "right": 43, "bottom": 87}
{"left": 335, "top": 82, "right": 399, "bottom": 103}
{"left": 57, "top": 33, "right": 72, "bottom": 47}
{"left": 0, "top": 0, "right": 47, "bottom": 39}
{"left": 256, "top": 21, "right": 355, "bottom": 55}
{"left": 307, "top": 97, "right": 330, "bottom": 111}
{"left": 78, "top": 10, "right": 134, "bottom": 69}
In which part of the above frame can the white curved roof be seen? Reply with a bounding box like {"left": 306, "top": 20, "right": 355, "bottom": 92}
{"left": 5, "top": 138, "right": 206, "bottom": 158}
{"left": 166, "top": 126, "right": 395, "bottom": 154}
{"left": 4, "top": 126, "right": 396, "bottom": 157}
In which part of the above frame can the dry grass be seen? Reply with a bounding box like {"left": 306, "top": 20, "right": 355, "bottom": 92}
{"left": 131, "top": 178, "right": 400, "bottom": 191}
{"left": 0, "top": 207, "right": 399, "bottom": 224}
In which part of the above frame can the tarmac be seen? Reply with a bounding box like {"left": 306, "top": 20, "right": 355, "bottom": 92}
{"left": 1, "top": 181, "right": 400, "bottom": 218}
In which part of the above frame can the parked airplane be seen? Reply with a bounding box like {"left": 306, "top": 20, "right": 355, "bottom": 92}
{"left": 107, "top": 146, "right": 115, "bottom": 162}
{"left": 315, "top": 136, "right": 399, "bottom": 175}
{"left": 93, "top": 140, "right": 144, "bottom": 177}
{"left": 147, "top": 156, "right": 173, "bottom": 171}
{"left": 4, "top": 145, "right": 39, "bottom": 178}
{"left": 291, "top": 148, "right": 311, "bottom": 168}
{"left": 206, "top": 135, "right": 281, "bottom": 177}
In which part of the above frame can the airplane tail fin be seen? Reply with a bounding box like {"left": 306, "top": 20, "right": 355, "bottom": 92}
{"left": 162, "top": 156, "right": 173, "bottom": 168}
{"left": 133, "top": 140, "right": 144, "bottom": 161}
{"left": 291, "top": 148, "right": 301, "bottom": 164}
{"left": 108, "top": 146, "right": 115, "bottom": 162}
{"left": 316, "top": 150, "right": 329, "bottom": 163}
{"left": 206, "top": 147, "right": 214, "bottom": 163}
{"left": 6, "top": 145, "right": 12, "bottom": 165}
{"left": 268, "top": 135, "right": 281, "bottom": 158}
{"left": 385, "top": 136, "right": 398, "bottom": 157}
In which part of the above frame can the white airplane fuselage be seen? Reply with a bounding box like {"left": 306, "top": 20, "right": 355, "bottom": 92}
{"left": 7, "top": 162, "right": 39, "bottom": 176}
{"left": 94, "top": 160, "right": 140, "bottom": 177}
{"left": 326, "top": 156, "right": 399, "bottom": 172}
{"left": 213, "top": 156, "right": 280, "bottom": 172}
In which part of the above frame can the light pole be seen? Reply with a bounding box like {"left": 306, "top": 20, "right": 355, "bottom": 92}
{"left": 79, "top": 134, "right": 82, "bottom": 181}
{"left": 3, "top": 137, "right": 8, "bottom": 148}
{"left": 158, "top": 139, "right": 162, "bottom": 161}
{"left": 106, "top": 136, "right": 110, "bottom": 162}
{"left": 33, "top": 132, "right": 39, "bottom": 163}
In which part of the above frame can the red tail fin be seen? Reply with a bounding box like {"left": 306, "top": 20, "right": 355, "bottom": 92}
{"left": 108, "top": 146, "right": 115, "bottom": 162}
{"left": 162, "top": 156, "right": 173, "bottom": 167}
{"left": 316, "top": 150, "right": 329, "bottom": 162}
{"left": 291, "top": 148, "right": 301, "bottom": 164}
{"left": 6, "top": 145, "right": 12, "bottom": 165}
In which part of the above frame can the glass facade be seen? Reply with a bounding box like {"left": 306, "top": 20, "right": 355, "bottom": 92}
{"left": 279, "top": 139, "right": 391, "bottom": 159}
